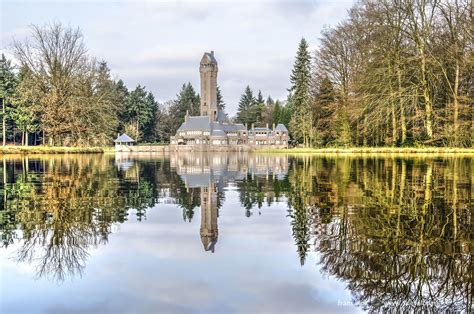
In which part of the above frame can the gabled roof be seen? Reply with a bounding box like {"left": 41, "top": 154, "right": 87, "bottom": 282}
{"left": 114, "top": 134, "right": 135, "bottom": 142}
{"left": 211, "top": 129, "right": 226, "bottom": 138}
{"left": 177, "top": 116, "right": 211, "bottom": 131}
{"left": 275, "top": 124, "right": 288, "bottom": 132}
{"left": 222, "top": 123, "right": 246, "bottom": 132}
{"left": 202, "top": 51, "right": 217, "bottom": 64}
{"left": 211, "top": 122, "right": 227, "bottom": 138}
{"left": 216, "top": 110, "right": 228, "bottom": 123}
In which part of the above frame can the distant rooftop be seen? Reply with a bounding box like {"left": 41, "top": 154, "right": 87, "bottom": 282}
{"left": 275, "top": 124, "right": 288, "bottom": 132}
{"left": 114, "top": 134, "right": 135, "bottom": 143}
{"left": 178, "top": 116, "right": 211, "bottom": 131}
{"left": 202, "top": 51, "right": 217, "bottom": 64}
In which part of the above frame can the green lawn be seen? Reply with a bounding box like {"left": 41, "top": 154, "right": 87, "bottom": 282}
{"left": 254, "top": 147, "right": 474, "bottom": 154}
{"left": 0, "top": 146, "right": 113, "bottom": 154}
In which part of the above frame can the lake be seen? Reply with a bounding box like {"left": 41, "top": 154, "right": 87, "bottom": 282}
{"left": 0, "top": 153, "right": 472, "bottom": 313}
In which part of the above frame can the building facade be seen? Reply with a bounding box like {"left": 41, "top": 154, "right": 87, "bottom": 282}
{"left": 170, "top": 52, "right": 289, "bottom": 149}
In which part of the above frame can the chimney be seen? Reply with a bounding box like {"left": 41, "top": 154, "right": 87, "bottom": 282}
{"left": 272, "top": 123, "right": 275, "bottom": 130}
{"left": 211, "top": 50, "right": 214, "bottom": 55}
{"left": 185, "top": 110, "right": 189, "bottom": 122}
{"left": 251, "top": 123, "right": 254, "bottom": 131}
{"left": 266, "top": 123, "right": 269, "bottom": 130}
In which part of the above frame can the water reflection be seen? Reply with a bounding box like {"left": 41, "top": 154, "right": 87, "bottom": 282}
{"left": 172, "top": 153, "right": 290, "bottom": 252}
{"left": 0, "top": 153, "right": 472, "bottom": 312}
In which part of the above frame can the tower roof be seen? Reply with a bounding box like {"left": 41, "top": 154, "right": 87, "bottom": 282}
{"left": 201, "top": 51, "right": 217, "bottom": 64}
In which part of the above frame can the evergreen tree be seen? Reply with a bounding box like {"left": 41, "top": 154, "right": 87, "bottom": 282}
{"left": 289, "top": 38, "right": 313, "bottom": 147}
{"left": 126, "top": 85, "right": 155, "bottom": 140}
{"left": 88, "top": 61, "right": 120, "bottom": 144}
{"left": 236, "top": 85, "right": 256, "bottom": 126}
{"left": 273, "top": 100, "right": 282, "bottom": 124}
{"left": 0, "top": 54, "right": 17, "bottom": 146}
{"left": 114, "top": 79, "right": 129, "bottom": 132}
{"left": 256, "top": 90, "right": 265, "bottom": 105}
{"left": 11, "top": 65, "right": 39, "bottom": 146}
{"left": 216, "top": 85, "right": 225, "bottom": 111}
{"left": 266, "top": 96, "right": 275, "bottom": 106}
{"left": 279, "top": 94, "right": 294, "bottom": 128}
{"left": 174, "top": 83, "right": 200, "bottom": 116}
{"left": 167, "top": 83, "right": 200, "bottom": 135}
{"left": 252, "top": 90, "right": 266, "bottom": 124}
{"left": 141, "top": 92, "right": 158, "bottom": 142}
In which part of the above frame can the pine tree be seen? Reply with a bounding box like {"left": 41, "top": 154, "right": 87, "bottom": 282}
{"left": 236, "top": 85, "right": 256, "bottom": 126}
{"left": 256, "top": 90, "right": 264, "bottom": 105}
{"left": 266, "top": 96, "right": 274, "bottom": 106}
{"left": 216, "top": 85, "right": 225, "bottom": 111}
{"left": 126, "top": 85, "right": 155, "bottom": 140}
{"left": 0, "top": 54, "right": 17, "bottom": 146}
{"left": 114, "top": 79, "right": 129, "bottom": 132}
{"left": 289, "top": 38, "right": 313, "bottom": 147}
{"left": 273, "top": 100, "right": 282, "bottom": 124}
{"left": 11, "top": 65, "right": 39, "bottom": 146}
{"left": 175, "top": 83, "right": 200, "bottom": 116}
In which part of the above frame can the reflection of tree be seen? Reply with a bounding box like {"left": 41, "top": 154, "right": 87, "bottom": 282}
{"left": 1, "top": 155, "right": 180, "bottom": 281}
{"left": 238, "top": 173, "right": 290, "bottom": 217}
{"left": 297, "top": 156, "right": 473, "bottom": 312}
{"left": 287, "top": 157, "right": 314, "bottom": 265}
{"left": 1, "top": 153, "right": 472, "bottom": 311}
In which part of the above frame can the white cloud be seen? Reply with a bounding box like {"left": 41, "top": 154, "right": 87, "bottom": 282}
{"left": 0, "top": 0, "right": 354, "bottom": 114}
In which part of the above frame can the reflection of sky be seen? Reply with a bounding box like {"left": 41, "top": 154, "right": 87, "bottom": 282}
{"left": 1, "top": 191, "right": 360, "bottom": 313}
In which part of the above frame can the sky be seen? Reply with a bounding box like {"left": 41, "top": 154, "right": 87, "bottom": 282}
{"left": 0, "top": 0, "right": 354, "bottom": 116}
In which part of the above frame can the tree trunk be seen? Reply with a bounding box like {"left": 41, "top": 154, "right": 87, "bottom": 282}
{"left": 392, "top": 101, "right": 397, "bottom": 146}
{"left": 363, "top": 116, "right": 368, "bottom": 147}
{"left": 453, "top": 61, "right": 459, "bottom": 146}
{"left": 25, "top": 131, "right": 29, "bottom": 146}
{"left": 420, "top": 49, "right": 433, "bottom": 139}
{"left": 396, "top": 62, "right": 406, "bottom": 144}
{"left": 452, "top": 159, "right": 458, "bottom": 239}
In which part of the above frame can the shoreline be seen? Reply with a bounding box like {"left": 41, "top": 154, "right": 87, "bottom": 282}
{"left": 1, "top": 145, "right": 473, "bottom": 155}
{"left": 0, "top": 146, "right": 112, "bottom": 154}
{"left": 253, "top": 147, "right": 474, "bottom": 154}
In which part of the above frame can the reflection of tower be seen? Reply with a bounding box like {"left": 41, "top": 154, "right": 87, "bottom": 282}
{"left": 200, "top": 181, "right": 218, "bottom": 252}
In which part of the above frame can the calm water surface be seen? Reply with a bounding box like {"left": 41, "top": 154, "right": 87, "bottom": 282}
{"left": 0, "top": 153, "right": 472, "bottom": 313}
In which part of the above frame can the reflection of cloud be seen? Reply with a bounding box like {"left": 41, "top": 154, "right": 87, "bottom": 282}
{"left": 237, "top": 281, "right": 354, "bottom": 314}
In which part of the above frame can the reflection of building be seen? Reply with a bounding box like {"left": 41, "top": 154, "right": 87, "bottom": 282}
{"left": 172, "top": 152, "right": 289, "bottom": 252}
{"left": 200, "top": 182, "right": 218, "bottom": 252}
{"left": 170, "top": 52, "right": 289, "bottom": 149}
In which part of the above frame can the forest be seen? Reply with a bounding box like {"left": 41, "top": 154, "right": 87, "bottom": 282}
{"left": 0, "top": 0, "right": 472, "bottom": 147}
{"left": 298, "top": 0, "right": 472, "bottom": 147}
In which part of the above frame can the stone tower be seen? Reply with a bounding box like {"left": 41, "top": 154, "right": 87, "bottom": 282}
{"left": 200, "top": 51, "right": 218, "bottom": 121}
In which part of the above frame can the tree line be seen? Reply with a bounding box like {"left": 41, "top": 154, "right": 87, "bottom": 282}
{"left": 0, "top": 23, "right": 227, "bottom": 146}
{"left": 235, "top": 86, "right": 292, "bottom": 128}
{"left": 286, "top": 0, "right": 472, "bottom": 147}
{"left": 2, "top": 0, "right": 472, "bottom": 149}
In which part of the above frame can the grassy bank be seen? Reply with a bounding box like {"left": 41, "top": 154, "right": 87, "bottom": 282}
{"left": 0, "top": 146, "right": 114, "bottom": 154}
{"left": 255, "top": 147, "right": 474, "bottom": 155}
